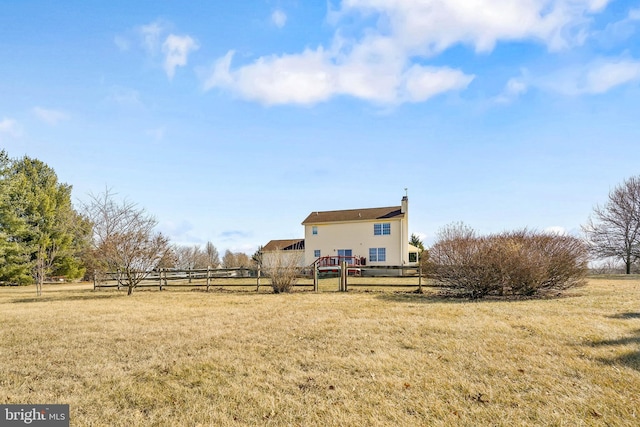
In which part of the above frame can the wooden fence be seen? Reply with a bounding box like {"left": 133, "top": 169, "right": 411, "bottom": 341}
{"left": 94, "top": 264, "right": 426, "bottom": 293}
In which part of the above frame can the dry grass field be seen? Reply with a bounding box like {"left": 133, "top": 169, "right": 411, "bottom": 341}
{"left": 1, "top": 277, "right": 639, "bottom": 426}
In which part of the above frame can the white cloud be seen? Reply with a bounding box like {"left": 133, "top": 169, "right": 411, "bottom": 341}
{"left": 271, "top": 10, "right": 287, "bottom": 28}
{"left": 540, "top": 57, "right": 640, "bottom": 95}
{"left": 338, "top": 0, "right": 611, "bottom": 54}
{"left": 162, "top": 34, "right": 199, "bottom": 79}
{"left": 593, "top": 6, "right": 640, "bottom": 46}
{"left": 204, "top": 0, "right": 610, "bottom": 106}
{"left": 0, "top": 117, "right": 21, "bottom": 139}
{"left": 401, "top": 65, "right": 474, "bottom": 103}
{"left": 493, "top": 77, "right": 529, "bottom": 104}
{"left": 204, "top": 50, "right": 236, "bottom": 89}
{"left": 206, "top": 49, "right": 336, "bottom": 105}
{"left": 32, "top": 107, "right": 70, "bottom": 125}
{"left": 133, "top": 21, "right": 198, "bottom": 79}
{"left": 205, "top": 48, "right": 473, "bottom": 105}
{"left": 583, "top": 59, "right": 640, "bottom": 93}
{"left": 138, "top": 21, "right": 165, "bottom": 54}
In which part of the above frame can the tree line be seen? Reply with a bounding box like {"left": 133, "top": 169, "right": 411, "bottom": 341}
{"left": 0, "top": 150, "right": 249, "bottom": 295}
{"left": 3, "top": 149, "right": 640, "bottom": 297}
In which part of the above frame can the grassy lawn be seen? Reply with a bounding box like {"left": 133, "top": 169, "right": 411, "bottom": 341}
{"left": 1, "top": 278, "right": 639, "bottom": 426}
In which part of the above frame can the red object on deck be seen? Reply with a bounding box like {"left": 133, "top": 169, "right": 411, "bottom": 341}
{"left": 313, "top": 255, "right": 363, "bottom": 276}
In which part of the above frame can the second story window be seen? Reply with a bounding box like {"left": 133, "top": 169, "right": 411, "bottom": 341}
{"left": 312, "top": 226, "right": 318, "bottom": 235}
{"left": 374, "top": 223, "right": 391, "bottom": 235}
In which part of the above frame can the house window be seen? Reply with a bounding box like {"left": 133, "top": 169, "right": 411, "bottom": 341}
{"left": 312, "top": 226, "right": 318, "bottom": 235}
{"left": 337, "top": 249, "right": 352, "bottom": 258}
{"left": 374, "top": 223, "right": 391, "bottom": 235}
{"left": 314, "top": 250, "right": 321, "bottom": 258}
{"left": 369, "top": 248, "right": 386, "bottom": 262}
{"left": 409, "top": 252, "right": 418, "bottom": 263}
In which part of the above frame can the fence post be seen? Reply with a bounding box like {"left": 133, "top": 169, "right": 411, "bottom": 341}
{"left": 159, "top": 268, "right": 163, "bottom": 291}
{"left": 256, "top": 265, "right": 261, "bottom": 292}
{"left": 340, "top": 261, "right": 347, "bottom": 292}
{"left": 344, "top": 261, "right": 348, "bottom": 292}
{"left": 313, "top": 265, "right": 318, "bottom": 293}
{"left": 206, "top": 266, "right": 211, "bottom": 292}
{"left": 418, "top": 263, "right": 422, "bottom": 293}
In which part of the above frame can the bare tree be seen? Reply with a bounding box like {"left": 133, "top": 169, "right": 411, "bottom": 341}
{"left": 221, "top": 250, "right": 251, "bottom": 268}
{"left": 157, "top": 246, "right": 177, "bottom": 269}
{"left": 222, "top": 250, "right": 236, "bottom": 268}
{"left": 583, "top": 176, "right": 640, "bottom": 274}
{"left": 205, "top": 241, "right": 220, "bottom": 267}
{"left": 83, "top": 189, "right": 170, "bottom": 295}
{"left": 234, "top": 252, "right": 251, "bottom": 268}
{"left": 173, "top": 244, "right": 209, "bottom": 270}
{"left": 173, "top": 245, "right": 194, "bottom": 270}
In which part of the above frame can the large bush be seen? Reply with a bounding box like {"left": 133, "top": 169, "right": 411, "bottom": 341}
{"left": 426, "top": 224, "right": 588, "bottom": 299}
{"left": 262, "top": 249, "right": 303, "bottom": 294}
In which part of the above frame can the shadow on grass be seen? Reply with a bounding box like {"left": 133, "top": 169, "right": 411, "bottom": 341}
{"left": 591, "top": 328, "right": 640, "bottom": 371}
{"left": 608, "top": 312, "right": 640, "bottom": 319}
{"left": 374, "top": 290, "right": 472, "bottom": 304}
{"left": 373, "top": 288, "right": 579, "bottom": 304}
{"left": 11, "top": 292, "right": 125, "bottom": 304}
{"left": 588, "top": 274, "right": 640, "bottom": 281}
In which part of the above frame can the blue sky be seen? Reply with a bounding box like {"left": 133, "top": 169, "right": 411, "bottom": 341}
{"left": 1, "top": 0, "right": 640, "bottom": 255}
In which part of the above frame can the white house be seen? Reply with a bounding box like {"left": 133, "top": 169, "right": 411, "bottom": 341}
{"left": 301, "top": 196, "right": 418, "bottom": 267}
{"left": 262, "top": 196, "right": 419, "bottom": 268}
{"left": 260, "top": 239, "right": 306, "bottom": 268}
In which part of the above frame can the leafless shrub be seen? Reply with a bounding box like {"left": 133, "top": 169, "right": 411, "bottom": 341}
{"left": 262, "top": 249, "right": 304, "bottom": 294}
{"left": 427, "top": 224, "right": 588, "bottom": 299}
{"left": 83, "top": 189, "right": 170, "bottom": 295}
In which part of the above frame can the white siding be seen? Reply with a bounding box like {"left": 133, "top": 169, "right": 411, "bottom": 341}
{"left": 262, "top": 250, "right": 306, "bottom": 268}
{"left": 304, "top": 219, "right": 407, "bottom": 266}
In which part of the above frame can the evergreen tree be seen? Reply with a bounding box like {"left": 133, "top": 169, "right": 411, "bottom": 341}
{"left": 409, "top": 233, "right": 425, "bottom": 251}
{"left": 0, "top": 151, "right": 32, "bottom": 284}
{"left": 0, "top": 151, "right": 88, "bottom": 292}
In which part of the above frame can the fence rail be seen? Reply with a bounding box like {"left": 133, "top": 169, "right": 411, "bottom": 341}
{"left": 94, "top": 264, "right": 426, "bottom": 293}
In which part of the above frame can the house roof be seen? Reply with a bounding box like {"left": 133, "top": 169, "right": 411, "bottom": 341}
{"left": 302, "top": 205, "right": 404, "bottom": 225}
{"left": 262, "top": 239, "right": 305, "bottom": 252}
